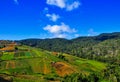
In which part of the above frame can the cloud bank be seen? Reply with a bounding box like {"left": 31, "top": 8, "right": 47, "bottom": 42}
{"left": 43, "top": 23, "right": 76, "bottom": 38}
{"left": 46, "top": 0, "right": 81, "bottom": 11}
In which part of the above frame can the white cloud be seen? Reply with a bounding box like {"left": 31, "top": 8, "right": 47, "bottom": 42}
{"left": 46, "top": 0, "right": 81, "bottom": 11}
{"left": 44, "top": 7, "right": 49, "bottom": 11}
{"left": 66, "top": 1, "right": 80, "bottom": 11}
{"left": 43, "top": 7, "right": 49, "bottom": 14}
{"left": 88, "top": 28, "right": 97, "bottom": 36}
{"left": 14, "top": 0, "right": 19, "bottom": 5}
{"left": 54, "top": 34, "right": 67, "bottom": 38}
{"left": 43, "top": 23, "right": 76, "bottom": 38}
{"left": 74, "top": 34, "right": 80, "bottom": 37}
{"left": 44, "top": 23, "right": 75, "bottom": 33}
{"left": 44, "top": 7, "right": 49, "bottom": 12}
{"left": 46, "top": 13, "right": 60, "bottom": 22}
{"left": 46, "top": 0, "right": 66, "bottom": 8}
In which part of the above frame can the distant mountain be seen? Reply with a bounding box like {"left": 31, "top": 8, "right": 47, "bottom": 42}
{"left": 19, "top": 32, "right": 120, "bottom": 44}
{"left": 94, "top": 32, "right": 120, "bottom": 41}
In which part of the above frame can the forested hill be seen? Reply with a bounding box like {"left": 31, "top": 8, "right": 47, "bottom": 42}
{"left": 72, "top": 32, "right": 120, "bottom": 41}
{"left": 19, "top": 32, "right": 120, "bottom": 46}
{"left": 19, "top": 32, "right": 120, "bottom": 62}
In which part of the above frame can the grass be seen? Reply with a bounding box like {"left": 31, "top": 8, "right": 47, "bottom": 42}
{"left": 87, "top": 60, "right": 106, "bottom": 70}
{"left": 63, "top": 54, "right": 106, "bottom": 73}
{"left": 1, "top": 52, "right": 14, "bottom": 60}
{"left": 13, "top": 76, "right": 47, "bottom": 82}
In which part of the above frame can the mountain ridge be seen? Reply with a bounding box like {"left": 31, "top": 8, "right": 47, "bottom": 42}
{"left": 19, "top": 32, "right": 120, "bottom": 41}
{"left": 18, "top": 32, "right": 120, "bottom": 63}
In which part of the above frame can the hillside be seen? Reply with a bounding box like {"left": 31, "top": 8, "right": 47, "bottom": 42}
{"left": 19, "top": 32, "right": 120, "bottom": 60}
{"left": 18, "top": 32, "right": 120, "bottom": 82}
{"left": 0, "top": 32, "right": 120, "bottom": 82}
{"left": 0, "top": 45, "right": 108, "bottom": 82}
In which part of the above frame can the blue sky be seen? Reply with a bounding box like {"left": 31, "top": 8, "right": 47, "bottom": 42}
{"left": 0, "top": 0, "right": 120, "bottom": 40}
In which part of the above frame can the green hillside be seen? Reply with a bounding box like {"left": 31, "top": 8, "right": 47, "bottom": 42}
{"left": 17, "top": 32, "right": 120, "bottom": 82}
{"left": 0, "top": 45, "right": 108, "bottom": 82}
{"left": 19, "top": 32, "right": 120, "bottom": 59}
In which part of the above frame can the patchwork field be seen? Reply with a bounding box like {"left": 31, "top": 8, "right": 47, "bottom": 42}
{"left": 0, "top": 45, "right": 107, "bottom": 82}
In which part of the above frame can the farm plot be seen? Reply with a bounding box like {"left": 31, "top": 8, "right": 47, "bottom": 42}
{"left": 0, "top": 52, "right": 14, "bottom": 60}
{"left": 14, "top": 51, "right": 34, "bottom": 58}
{"left": 0, "top": 59, "right": 33, "bottom": 75}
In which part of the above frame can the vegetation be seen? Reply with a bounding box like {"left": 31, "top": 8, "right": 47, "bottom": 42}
{"left": 0, "top": 44, "right": 107, "bottom": 82}
{"left": 0, "top": 32, "right": 120, "bottom": 81}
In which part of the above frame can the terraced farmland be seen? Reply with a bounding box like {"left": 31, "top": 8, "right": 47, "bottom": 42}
{"left": 0, "top": 45, "right": 107, "bottom": 82}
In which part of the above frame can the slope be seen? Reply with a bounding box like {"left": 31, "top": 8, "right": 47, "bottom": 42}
{"left": 0, "top": 45, "right": 107, "bottom": 82}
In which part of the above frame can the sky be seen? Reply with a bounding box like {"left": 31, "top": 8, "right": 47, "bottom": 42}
{"left": 0, "top": 0, "right": 120, "bottom": 40}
